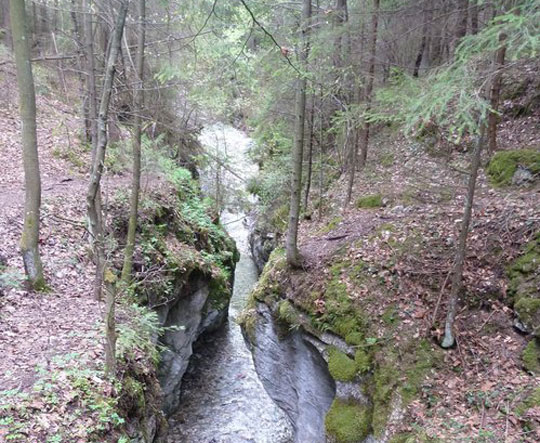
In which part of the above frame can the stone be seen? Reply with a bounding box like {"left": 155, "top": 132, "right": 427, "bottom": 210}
{"left": 243, "top": 303, "right": 336, "bottom": 443}
{"left": 157, "top": 272, "right": 232, "bottom": 415}
{"left": 512, "top": 165, "right": 535, "bottom": 186}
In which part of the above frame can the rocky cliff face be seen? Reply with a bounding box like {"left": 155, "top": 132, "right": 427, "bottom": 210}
{"left": 239, "top": 248, "right": 442, "bottom": 443}
{"left": 157, "top": 270, "right": 234, "bottom": 414}
{"left": 243, "top": 302, "right": 335, "bottom": 442}
{"left": 110, "top": 191, "right": 238, "bottom": 441}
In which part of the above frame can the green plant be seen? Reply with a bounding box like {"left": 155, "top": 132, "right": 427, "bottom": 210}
{"left": 117, "top": 304, "right": 165, "bottom": 366}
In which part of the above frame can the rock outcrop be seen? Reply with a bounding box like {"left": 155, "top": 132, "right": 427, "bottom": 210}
{"left": 243, "top": 302, "right": 335, "bottom": 442}
{"left": 157, "top": 271, "right": 234, "bottom": 414}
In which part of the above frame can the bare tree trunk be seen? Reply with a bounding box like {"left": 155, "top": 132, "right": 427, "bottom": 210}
{"left": 470, "top": 0, "right": 479, "bottom": 34}
{"left": 86, "top": 0, "right": 128, "bottom": 375}
{"left": 413, "top": 1, "right": 433, "bottom": 77}
{"left": 286, "top": 0, "right": 311, "bottom": 268}
{"left": 487, "top": 33, "right": 507, "bottom": 155}
{"left": 303, "top": 93, "right": 315, "bottom": 212}
{"left": 1, "top": 0, "right": 12, "bottom": 49}
{"left": 83, "top": 0, "right": 98, "bottom": 148}
{"left": 121, "top": 0, "right": 146, "bottom": 284}
{"left": 454, "top": 0, "right": 469, "bottom": 52}
{"left": 10, "top": 0, "right": 46, "bottom": 290}
{"left": 318, "top": 87, "right": 324, "bottom": 221}
{"left": 442, "top": 125, "right": 485, "bottom": 348}
{"left": 70, "top": 0, "right": 92, "bottom": 143}
{"left": 358, "top": 0, "right": 380, "bottom": 168}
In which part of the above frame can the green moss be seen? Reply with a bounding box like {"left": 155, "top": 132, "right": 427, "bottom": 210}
{"left": 356, "top": 194, "right": 384, "bottom": 209}
{"left": 514, "top": 298, "right": 540, "bottom": 335}
{"left": 486, "top": 149, "right": 540, "bottom": 186}
{"left": 372, "top": 351, "right": 400, "bottom": 437}
{"left": 345, "top": 331, "right": 364, "bottom": 346}
{"left": 507, "top": 234, "right": 540, "bottom": 304}
{"left": 320, "top": 216, "right": 343, "bottom": 234}
{"left": 325, "top": 399, "right": 372, "bottom": 443}
{"left": 382, "top": 305, "right": 398, "bottom": 325}
{"left": 278, "top": 300, "right": 299, "bottom": 326}
{"left": 251, "top": 248, "right": 286, "bottom": 302}
{"left": 389, "top": 433, "right": 415, "bottom": 443}
{"left": 522, "top": 339, "right": 540, "bottom": 374}
{"left": 401, "top": 340, "right": 439, "bottom": 403}
{"left": 270, "top": 203, "right": 289, "bottom": 233}
{"left": 515, "top": 387, "right": 540, "bottom": 417}
{"left": 380, "top": 152, "right": 395, "bottom": 167}
{"left": 121, "top": 377, "right": 145, "bottom": 411}
{"left": 328, "top": 347, "right": 358, "bottom": 382}
{"left": 354, "top": 348, "right": 371, "bottom": 373}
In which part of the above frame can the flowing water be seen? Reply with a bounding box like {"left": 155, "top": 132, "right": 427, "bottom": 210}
{"left": 167, "top": 125, "right": 293, "bottom": 443}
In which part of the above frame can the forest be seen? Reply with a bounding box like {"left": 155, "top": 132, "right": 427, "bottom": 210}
{"left": 0, "top": 0, "right": 539, "bottom": 442}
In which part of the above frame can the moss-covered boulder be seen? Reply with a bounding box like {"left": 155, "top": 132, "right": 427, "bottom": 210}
{"left": 516, "top": 387, "right": 540, "bottom": 416}
{"left": 328, "top": 347, "right": 358, "bottom": 382}
{"left": 356, "top": 194, "right": 384, "bottom": 209}
{"left": 507, "top": 234, "right": 540, "bottom": 335}
{"left": 515, "top": 298, "right": 540, "bottom": 337}
{"left": 486, "top": 149, "right": 540, "bottom": 187}
{"left": 325, "top": 399, "right": 372, "bottom": 443}
{"left": 522, "top": 339, "right": 540, "bottom": 374}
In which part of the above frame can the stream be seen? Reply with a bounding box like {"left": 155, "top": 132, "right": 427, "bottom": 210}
{"left": 167, "top": 125, "right": 294, "bottom": 443}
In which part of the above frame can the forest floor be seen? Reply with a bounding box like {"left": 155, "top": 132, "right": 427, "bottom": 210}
{"left": 295, "top": 100, "right": 540, "bottom": 441}
{"left": 0, "top": 57, "right": 147, "bottom": 441}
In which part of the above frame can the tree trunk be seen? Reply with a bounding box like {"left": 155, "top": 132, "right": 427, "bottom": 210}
{"left": 121, "top": 0, "right": 146, "bottom": 284}
{"left": 10, "top": 0, "right": 46, "bottom": 290}
{"left": 487, "top": 33, "right": 507, "bottom": 155}
{"left": 454, "top": 0, "right": 469, "bottom": 51}
{"left": 83, "top": 0, "right": 98, "bottom": 149}
{"left": 470, "top": 0, "right": 479, "bottom": 34}
{"left": 1, "top": 0, "right": 11, "bottom": 49}
{"left": 413, "top": 1, "right": 432, "bottom": 77}
{"left": 442, "top": 125, "right": 485, "bottom": 348}
{"left": 318, "top": 86, "right": 324, "bottom": 221}
{"left": 303, "top": 93, "right": 315, "bottom": 212}
{"left": 70, "top": 0, "right": 91, "bottom": 141}
{"left": 86, "top": 0, "right": 128, "bottom": 301}
{"left": 358, "top": 0, "right": 380, "bottom": 168}
{"left": 286, "top": 0, "right": 311, "bottom": 268}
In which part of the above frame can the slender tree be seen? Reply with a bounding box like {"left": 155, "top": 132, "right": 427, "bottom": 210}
{"left": 83, "top": 0, "right": 98, "bottom": 149}
{"left": 286, "top": 0, "right": 311, "bottom": 267}
{"left": 10, "top": 0, "right": 46, "bottom": 290}
{"left": 486, "top": 32, "right": 507, "bottom": 154}
{"left": 121, "top": 0, "right": 146, "bottom": 283}
{"left": 358, "top": 0, "right": 380, "bottom": 168}
{"left": 86, "top": 0, "right": 129, "bottom": 375}
{"left": 442, "top": 125, "right": 485, "bottom": 348}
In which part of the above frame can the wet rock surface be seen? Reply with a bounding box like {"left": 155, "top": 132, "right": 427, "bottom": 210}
{"left": 157, "top": 271, "right": 231, "bottom": 415}
{"left": 245, "top": 303, "right": 336, "bottom": 443}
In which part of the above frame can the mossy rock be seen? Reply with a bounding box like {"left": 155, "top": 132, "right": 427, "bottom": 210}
{"left": 325, "top": 399, "right": 372, "bottom": 443}
{"left": 372, "top": 351, "right": 400, "bottom": 437}
{"left": 522, "top": 339, "right": 540, "bottom": 374}
{"left": 328, "top": 347, "right": 358, "bottom": 382}
{"left": 278, "top": 300, "right": 299, "bottom": 326}
{"left": 515, "top": 297, "right": 540, "bottom": 336}
{"left": 356, "top": 194, "right": 383, "bottom": 209}
{"left": 354, "top": 348, "right": 371, "bottom": 373}
{"left": 486, "top": 149, "right": 540, "bottom": 187}
{"left": 515, "top": 387, "right": 540, "bottom": 417}
{"left": 507, "top": 233, "right": 540, "bottom": 305}
{"left": 120, "top": 376, "right": 146, "bottom": 414}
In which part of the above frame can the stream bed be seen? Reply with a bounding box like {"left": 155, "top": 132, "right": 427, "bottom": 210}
{"left": 167, "top": 126, "right": 293, "bottom": 442}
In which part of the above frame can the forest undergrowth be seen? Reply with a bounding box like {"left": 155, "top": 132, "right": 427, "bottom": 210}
{"left": 281, "top": 98, "right": 540, "bottom": 440}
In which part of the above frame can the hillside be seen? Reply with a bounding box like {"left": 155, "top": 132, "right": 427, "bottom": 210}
{"left": 241, "top": 71, "right": 540, "bottom": 442}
